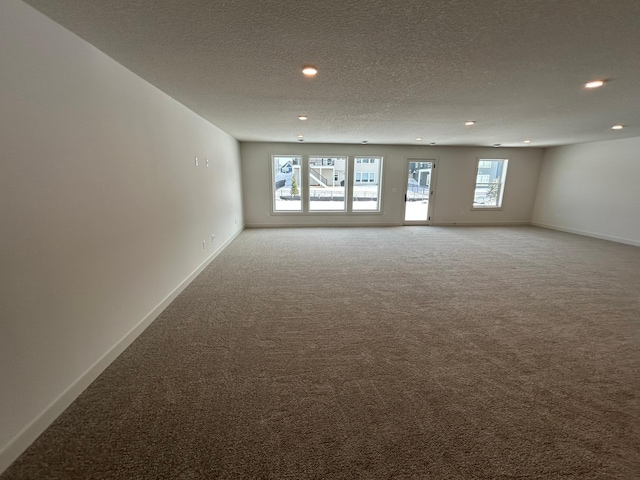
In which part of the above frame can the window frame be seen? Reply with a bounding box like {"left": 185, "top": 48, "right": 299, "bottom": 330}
{"left": 308, "top": 155, "right": 348, "bottom": 212}
{"left": 270, "top": 154, "right": 384, "bottom": 215}
{"left": 471, "top": 158, "right": 509, "bottom": 210}
{"left": 271, "top": 155, "right": 303, "bottom": 213}
{"left": 352, "top": 156, "right": 383, "bottom": 212}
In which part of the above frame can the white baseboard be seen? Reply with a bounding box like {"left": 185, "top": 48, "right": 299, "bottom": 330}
{"left": 531, "top": 222, "right": 640, "bottom": 247}
{"left": 246, "top": 222, "right": 402, "bottom": 228}
{"left": 0, "top": 227, "right": 244, "bottom": 475}
{"left": 246, "top": 222, "right": 534, "bottom": 229}
{"left": 431, "top": 221, "right": 531, "bottom": 227}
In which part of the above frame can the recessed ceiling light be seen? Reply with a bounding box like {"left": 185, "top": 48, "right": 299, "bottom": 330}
{"left": 611, "top": 124, "right": 624, "bottom": 130}
{"left": 416, "top": 137, "right": 423, "bottom": 141}
{"left": 429, "top": 142, "right": 436, "bottom": 146}
{"left": 298, "top": 138, "right": 304, "bottom": 142}
{"left": 297, "top": 134, "right": 304, "bottom": 138}
{"left": 465, "top": 121, "right": 475, "bottom": 126}
{"left": 523, "top": 140, "right": 531, "bottom": 144}
{"left": 302, "top": 65, "right": 318, "bottom": 77}
{"left": 298, "top": 115, "right": 308, "bottom": 121}
{"left": 362, "top": 140, "right": 368, "bottom": 144}
{"left": 493, "top": 143, "right": 502, "bottom": 147}
{"left": 585, "top": 80, "right": 605, "bottom": 89}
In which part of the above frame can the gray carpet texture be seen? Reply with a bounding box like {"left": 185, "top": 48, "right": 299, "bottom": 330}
{"left": 3, "top": 226, "right": 640, "bottom": 479}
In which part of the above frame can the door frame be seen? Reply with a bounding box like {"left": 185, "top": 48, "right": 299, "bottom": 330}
{"left": 402, "top": 158, "right": 437, "bottom": 225}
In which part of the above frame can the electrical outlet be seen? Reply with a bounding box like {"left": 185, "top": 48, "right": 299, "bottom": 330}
{"left": 195, "top": 157, "right": 199, "bottom": 167}
{"left": 211, "top": 234, "right": 215, "bottom": 242}
{"left": 205, "top": 158, "right": 209, "bottom": 167}
{"left": 202, "top": 240, "right": 206, "bottom": 249}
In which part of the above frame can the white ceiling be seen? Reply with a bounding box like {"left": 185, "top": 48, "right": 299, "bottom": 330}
{"left": 22, "top": 0, "right": 640, "bottom": 147}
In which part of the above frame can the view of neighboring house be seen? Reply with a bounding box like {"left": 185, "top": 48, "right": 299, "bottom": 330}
{"left": 473, "top": 159, "right": 508, "bottom": 207}
{"left": 272, "top": 156, "right": 383, "bottom": 212}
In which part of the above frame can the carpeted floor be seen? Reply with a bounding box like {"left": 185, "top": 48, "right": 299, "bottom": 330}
{"left": 3, "top": 226, "right": 640, "bottom": 479}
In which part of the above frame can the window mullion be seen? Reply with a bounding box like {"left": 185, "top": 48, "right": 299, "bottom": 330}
{"left": 302, "top": 155, "right": 310, "bottom": 213}
{"left": 346, "top": 156, "right": 354, "bottom": 212}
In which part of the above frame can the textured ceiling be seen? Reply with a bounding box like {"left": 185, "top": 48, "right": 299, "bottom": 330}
{"left": 22, "top": 0, "right": 640, "bottom": 146}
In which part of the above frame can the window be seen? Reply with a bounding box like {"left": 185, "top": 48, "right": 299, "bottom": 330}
{"left": 355, "top": 172, "right": 374, "bottom": 183}
{"left": 353, "top": 156, "right": 383, "bottom": 211}
{"left": 271, "top": 155, "right": 384, "bottom": 214}
{"left": 272, "top": 156, "right": 302, "bottom": 211}
{"left": 473, "top": 159, "right": 508, "bottom": 208}
{"left": 309, "top": 156, "right": 346, "bottom": 211}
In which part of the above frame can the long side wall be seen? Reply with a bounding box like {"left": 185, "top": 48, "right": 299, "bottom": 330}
{"left": 241, "top": 142, "right": 542, "bottom": 227}
{"left": 532, "top": 137, "right": 640, "bottom": 246}
{"left": 0, "top": 1, "right": 244, "bottom": 471}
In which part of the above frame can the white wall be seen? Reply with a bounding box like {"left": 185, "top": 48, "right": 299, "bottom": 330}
{"left": 241, "top": 142, "right": 542, "bottom": 227}
{"left": 0, "top": 0, "right": 243, "bottom": 472}
{"left": 532, "top": 137, "right": 640, "bottom": 246}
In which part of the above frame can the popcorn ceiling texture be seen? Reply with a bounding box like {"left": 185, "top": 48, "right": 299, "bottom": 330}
{"left": 21, "top": 0, "right": 640, "bottom": 146}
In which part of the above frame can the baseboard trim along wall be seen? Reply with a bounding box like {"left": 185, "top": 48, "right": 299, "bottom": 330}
{"left": 245, "top": 222, "right": 402, "bottom": 228}
{"left": 0, "top": 227, "right": 244, "bottom": 475}
{"left": 531, "top": 222, "right": 640, "bottom": 247}
{"left": 245, "top": 222, "right": 533, "bottom": 229}
{"left": 431, "top": 222, "right": 531, "bottom": 227}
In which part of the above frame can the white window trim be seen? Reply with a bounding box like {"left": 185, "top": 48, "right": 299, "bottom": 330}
{"left": 471, "top": 158, "right": 509, "bottom": 210}
{"left": 308, "top": 155, "right": 348, "bottom": 212}
{"left": 271, "top": 155, "right": 303, "bottom": 213}
{"left": 270, "top": 154, "right": 384, "bottom": 215}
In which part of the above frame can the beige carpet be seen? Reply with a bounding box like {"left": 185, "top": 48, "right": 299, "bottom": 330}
{"left": 3, "top": 226, "right": 640, "bottom": 479}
